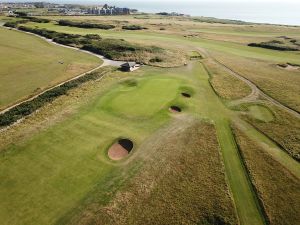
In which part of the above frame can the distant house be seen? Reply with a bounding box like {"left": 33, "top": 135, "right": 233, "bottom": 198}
{"left": 120, "top": 62, "right": 139, "bottom": 72}
{"left": 87, "top": 4, "right": 130, "bottom": 15}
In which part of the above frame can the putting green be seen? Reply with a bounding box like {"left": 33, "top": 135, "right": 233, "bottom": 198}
{"left": 100, "top": 77, "right": 183, "bottom": 118}
{"left": 248, "top": 105, "right": 274, "bottom": 122}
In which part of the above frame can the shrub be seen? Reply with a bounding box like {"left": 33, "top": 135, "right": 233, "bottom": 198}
{"left": 0, "top": 71, "right": 107, "bottom": 128}
{"left": 84, "top": 34, "right": 102, "bottom": 40}
{"left": 248, "top": 42, "right": 299, "bottom": 51}
{"left": 58, "top": 20, "right": 115, "bottom": 30}
{"left": 122, "top": 25, "right": 147, "bottom": 30}
{"left": 3, "top": 20, "right": 28, "bottom": 28}
{"left": 150, "top": 57, "right": 163, "bottom": 63}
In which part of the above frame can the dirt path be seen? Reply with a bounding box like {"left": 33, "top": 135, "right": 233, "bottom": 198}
{"left": 198, "top": 47, "right": 300, "bottom": 119}
{"left": 0, "top": 26, "right": 130, "bottom": 115}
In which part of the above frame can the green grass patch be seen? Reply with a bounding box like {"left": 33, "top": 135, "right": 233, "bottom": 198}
{"left": 247, "top": 105, "right": 274, "bottom": 122}
{"left": 0, "top": 27, "right": 101, "bottom": 109}
{"left": 101, "top": 77, "right": 183, "bottom": 119}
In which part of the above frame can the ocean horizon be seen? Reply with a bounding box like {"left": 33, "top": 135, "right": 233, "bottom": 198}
{"left": 3, "top": 0, "right": 300, "bottom": 26}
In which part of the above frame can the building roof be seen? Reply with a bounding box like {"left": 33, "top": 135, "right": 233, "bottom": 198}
{"left": 121, "top": 62, "right": 136, "bottom": 67}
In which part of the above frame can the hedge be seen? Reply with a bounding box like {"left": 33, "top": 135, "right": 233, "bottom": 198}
{"left": 0, "top": 70, "right": 108, "bottom": 128}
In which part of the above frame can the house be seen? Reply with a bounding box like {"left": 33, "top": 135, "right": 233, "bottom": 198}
{"left": 120, "top": 62, "right": 139, "bottom": 72}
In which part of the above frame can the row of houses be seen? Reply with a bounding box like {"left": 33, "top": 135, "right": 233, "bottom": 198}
{"left": 87, "top": 4, "right": 130, "bottom": 15}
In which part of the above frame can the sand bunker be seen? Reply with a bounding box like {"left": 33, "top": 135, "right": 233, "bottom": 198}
{"left": 108, "top": 139, "right": 133, "bottom": 160}
{"left": 181, "top": 92, "right": 191, "bottom": 98}
{"left": 278, "top": 63, "right": 300, "bottom": 71}
{"left": 169, "top": 106, "right": 182, "bottom": 113}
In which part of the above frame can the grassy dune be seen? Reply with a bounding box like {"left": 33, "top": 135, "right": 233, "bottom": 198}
{"left": 0, "top": 27, "right": 101, "bottom": 109}
{"left": 233, "top": 127, "right": 300, "bottom": 225}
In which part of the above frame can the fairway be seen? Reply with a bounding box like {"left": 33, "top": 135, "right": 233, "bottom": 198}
{"left": 0, "top": 27, "right": 101, "bottom": 109}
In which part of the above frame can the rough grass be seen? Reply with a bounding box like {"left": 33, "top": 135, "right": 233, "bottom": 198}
{"left": 233, "top": 126, "right": 300, "bottom": 225}
{"left": 211, "top": 51, "right": 300, "bottom": 112}
{"left": 69, "top": 119, "right": 238, "bottom": 225}
{"left": 203, "top": 58, "right": 251, "bottom": 100}
{"left": 242, "top": 103, "right": 300, "bottom": 161}
{"left": 0, "top": 27, "right": 101, "bottom": 109}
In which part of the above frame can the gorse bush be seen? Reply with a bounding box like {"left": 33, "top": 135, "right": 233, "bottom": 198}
{"left": 16, "top": 26, "right": 163, "bottom": 62}
{"left": 58, "top": 20, "right": 115, "bottom": 30}
{"left": 248, "top": 40, "right": 299, "bottom": 51}
{"left": 4, "top": 20, "right": 28, "bottom": 28}
{"left": 122, "top": 25, "right": 147, "bottom": 30}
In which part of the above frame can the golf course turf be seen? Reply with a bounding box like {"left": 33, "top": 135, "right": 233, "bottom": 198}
{"left": 0, "top": 14, "right": 299, "bottom": 225}
{"left": 0, "top": 27, "right": 101, "bottom": 110}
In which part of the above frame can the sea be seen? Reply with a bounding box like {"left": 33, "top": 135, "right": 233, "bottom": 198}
{"left": 114, "top": 1, "right": 300, "bottom": 26}
{"left": 7, "top": 0, "right": 300, "bottom": 26}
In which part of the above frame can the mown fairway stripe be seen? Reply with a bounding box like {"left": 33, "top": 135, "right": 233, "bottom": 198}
{"left": 216, "top": 119, "right": 266, "bottom": 225}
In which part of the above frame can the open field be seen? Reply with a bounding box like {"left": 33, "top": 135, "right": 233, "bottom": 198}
{"left": 1, "top": 14, "right": 300, "bottom": 225}
{"left": 0, "top": 27, "right": 101, "bottom": 110}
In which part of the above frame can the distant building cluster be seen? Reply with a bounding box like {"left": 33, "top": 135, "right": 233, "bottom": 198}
{"left": 88, "top": 4, "right": 130, "bottom": 15}
{"left": 0, "top": 2, "right": 136, "bottom": 16}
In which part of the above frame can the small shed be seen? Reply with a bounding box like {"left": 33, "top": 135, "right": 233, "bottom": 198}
{"left": 120, "top": 62, "right": 139, "bottom": 72}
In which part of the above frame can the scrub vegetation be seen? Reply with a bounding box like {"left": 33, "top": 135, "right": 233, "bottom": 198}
{"left": 10, "top": 25, "right": 185, "bottom": 67}
{"left": 58, "top": 19, "right": 115, "bottom": 30}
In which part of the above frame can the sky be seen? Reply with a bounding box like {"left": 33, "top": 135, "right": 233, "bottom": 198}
{"left": 2, "top": 0, "right": 300, "bottom": 25}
